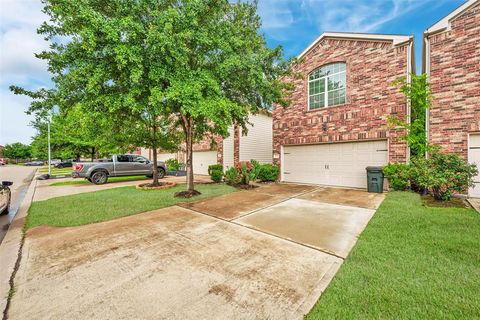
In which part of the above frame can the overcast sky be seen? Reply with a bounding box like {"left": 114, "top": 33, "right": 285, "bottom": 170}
{"left": 0, "top": 0, "right": 465, "bottom": 146}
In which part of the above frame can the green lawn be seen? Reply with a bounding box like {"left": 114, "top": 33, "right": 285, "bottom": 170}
{"left": 306, "top": 191, "right": 480, "bottom": 319}
{"left": 27, "top": 183, "right": 236, "bottom": 229}
{"left": 39, "top": 167, "right": 72, "bottom": 175}
{"left": 50, "top": 175, "right": 147, "bottom": 186}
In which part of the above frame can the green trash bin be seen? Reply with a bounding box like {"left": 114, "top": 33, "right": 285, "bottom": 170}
{"left": 366, "top": 166, "right": 384, "bottom": 193}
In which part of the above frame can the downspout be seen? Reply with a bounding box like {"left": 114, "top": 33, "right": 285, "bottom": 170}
{"left": 424, "top": 33, "right": 431, "bottom": 158}
{"left": 406, "top": 38, "right": 413, "bottom": 163}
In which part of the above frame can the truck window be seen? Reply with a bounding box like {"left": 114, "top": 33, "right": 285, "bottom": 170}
{"left": 117, "top": 155, "right": 129, "bottom": 162}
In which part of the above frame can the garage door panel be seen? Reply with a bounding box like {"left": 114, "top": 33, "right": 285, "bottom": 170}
{"left": 283, "top": 141, "right": 388, "bottom": 188}
{"left": 469, "top": 135, "right": 480, "bottom": 198}
{"left": 193, "top": 151, "right": 217, "bottom": 175}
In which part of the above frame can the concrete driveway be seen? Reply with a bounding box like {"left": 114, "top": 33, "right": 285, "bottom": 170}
{"left": 8, "top": 184, "right": 384, "bottom": 319}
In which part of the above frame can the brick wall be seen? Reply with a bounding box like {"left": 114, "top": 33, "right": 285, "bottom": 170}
{"left": 428, "top": 3, "right": 480, "bottom": 159}
{"left": 273, "top": 38, "right": 409, "bottom": 165}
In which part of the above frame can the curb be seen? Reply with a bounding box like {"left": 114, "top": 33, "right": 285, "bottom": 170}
{"left": 0, "top": 177, "right": 37, "bottom": 317}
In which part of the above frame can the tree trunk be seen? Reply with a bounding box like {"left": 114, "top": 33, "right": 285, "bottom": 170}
{"left": 152, "top": 147, "right": 159, "bottom": 186}
{"left": 75, "top": 153, "right": 80, "bottom": 162}
{"left": 90, "top": 147, "right": 95, "bottom": 162}
{"left": 181, "top": 115, "right": 195, "bottom": 192}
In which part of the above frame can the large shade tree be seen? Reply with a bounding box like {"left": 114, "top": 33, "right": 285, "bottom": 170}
{"left": 11, "top": 0, "right": 293, "bottom": 193}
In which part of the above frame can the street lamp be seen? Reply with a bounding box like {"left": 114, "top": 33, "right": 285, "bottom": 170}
{"left": 47, "top": 115, "right": 52, "bottom": 177}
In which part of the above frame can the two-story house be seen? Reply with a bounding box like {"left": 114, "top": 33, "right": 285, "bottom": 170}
{"left": 423, "top": 0, "right": 480, "bottom": 197}
{"left": 140, "top": 112, "right": 273, "bottom": 175}
{"left": 273, "top": 32, "right": 414, "bottom": 188}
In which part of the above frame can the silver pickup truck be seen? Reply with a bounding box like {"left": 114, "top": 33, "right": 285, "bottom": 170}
{"left": 72, "top": 154, "right": 167, "bottom": 185}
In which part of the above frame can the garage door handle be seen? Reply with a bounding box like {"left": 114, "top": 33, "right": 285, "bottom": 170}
{"left": 284, "top": 172, "right": 291, "bottom": 174}
{"left": 376, "top": 149, "right": 388, "bottom": 152}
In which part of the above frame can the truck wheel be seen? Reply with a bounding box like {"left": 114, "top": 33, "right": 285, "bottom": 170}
{"left": 91, "top": 171, "right": 108, "bottom": 185}
{"left": 158, "top": 168, "right": 166, "bottom": 179}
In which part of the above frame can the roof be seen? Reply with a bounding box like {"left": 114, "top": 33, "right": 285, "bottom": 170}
{"left": 424, "top": 0, "right": 479, "bottom": 36}
{"left": 298, "top": 32, "right": 413, "bottom": 58}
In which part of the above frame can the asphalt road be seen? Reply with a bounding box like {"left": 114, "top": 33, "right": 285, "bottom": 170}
{"left": 0, "top": 165, "right": 36, "bottom": 244}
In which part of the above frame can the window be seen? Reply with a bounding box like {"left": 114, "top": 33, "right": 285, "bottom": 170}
{"left": 117, "top": 155, "right": 129, "bottom": 162}
{"left": 308, "top": 62, "right": 346, "bottom": 110}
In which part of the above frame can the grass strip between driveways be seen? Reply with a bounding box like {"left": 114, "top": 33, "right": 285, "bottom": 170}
{"left": 50, "top": 175, "right": 147, "bottom": 186}
{"left": 306, "top": 191, "right": 480, "bottom": 319}
{"left": 27, "top": 183, "right": 236, "bottom": 229}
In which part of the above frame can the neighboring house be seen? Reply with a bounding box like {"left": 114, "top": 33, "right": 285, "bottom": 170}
{"left": 140, "top": 112, "right": 273, "bottom": 175}
{"left": 423, "top": 0, "right": 480, "bottom": 197}
{"left": 273, "top": 32, "right": 414, "bottom": 188}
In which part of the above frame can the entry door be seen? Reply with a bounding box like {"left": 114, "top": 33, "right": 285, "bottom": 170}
{"left": 469, "top": 135, "right": 480, "bottom": 198}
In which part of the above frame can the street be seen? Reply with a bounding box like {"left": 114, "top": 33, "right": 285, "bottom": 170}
{"left": 0, "top": 165, "right": 36, "bottom": 243}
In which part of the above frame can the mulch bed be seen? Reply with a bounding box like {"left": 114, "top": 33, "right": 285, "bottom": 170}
{"left": 174, "top": 190, "right": 202, "bottom": 198}
{"left": 136, "top": 181, "right": 177, "bottom": 190}
{"left": 421, "top": 195, "right": 470, "bottom": 208}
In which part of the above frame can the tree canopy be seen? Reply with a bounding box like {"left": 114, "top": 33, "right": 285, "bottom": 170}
{"left": 11, "top": 0, "right": 293, "bottom": 192}
{"left": 2, "top": 143, "right": 32, "bottom": 162}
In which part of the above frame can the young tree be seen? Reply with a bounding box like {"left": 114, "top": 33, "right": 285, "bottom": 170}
{"left": 11, "top": 0, "right": 292, "bottom": 192}
{"left": 390, "top": 74, "right": 431, "bottom": 157}
{"left": 3, "top": 143, "right": 32, "bottom": 163}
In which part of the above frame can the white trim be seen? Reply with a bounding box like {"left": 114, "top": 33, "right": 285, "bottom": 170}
{"left": 280, "top": 145, "right": 284, "bottom": 182}
{"left": 298, "top": 32, "right": 413, "bottom": 58}
{"left": 425, "top": 0, "right": 479, "bottom": 35}
{"left": 468, "top": 133, "right": 480, "bottom": 198}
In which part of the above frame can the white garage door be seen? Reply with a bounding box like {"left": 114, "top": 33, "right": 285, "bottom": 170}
{"left": 469, "top": 135, "right": 480, "bottom": 198}
{"left": 283, "top": 140, "right": 388, "bottom": 188}
{"left": 193, "top": 151, "right": 218, "bottom": 175}
{"left": 157, "top": 153, "right": 176, "bottom": 162}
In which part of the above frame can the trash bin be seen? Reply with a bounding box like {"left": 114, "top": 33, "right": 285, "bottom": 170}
{"left": 366, "top": 166, "right": 384, "bottom": 193}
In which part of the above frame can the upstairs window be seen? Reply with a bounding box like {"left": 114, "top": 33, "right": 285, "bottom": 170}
{"left": 308, "top": 62, "right": 346, "bottom": 110}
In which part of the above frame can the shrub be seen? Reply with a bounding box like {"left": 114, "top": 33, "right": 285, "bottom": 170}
{"left": 411, "top": 147, "right": 478, "bottom": 201}
{"left": 257, "top": 164, "right": 280, "bottom": 182}
{"left": 210, "top": 170, "right": 223, "bottom": 183}
{"left": 224, "top": 167, "right": 241, "bottom": 185}
{"left": 383, "top": 163, "right": 411, "bottom": 191}
{"left": 234, "top": 160, "right": 261, "bottom": 185}
{"left": 165, "top": 158, "right": 182, "bottom": 171}
{"left": 208, "top": 164, "right": 223, "bottom": 175}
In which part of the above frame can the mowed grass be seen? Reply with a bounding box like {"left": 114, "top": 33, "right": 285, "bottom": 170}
{"left": 307, "top": 191, "right": 480, "bottom": 320}
{"left": 27, "top": 183, "right": 236, "bottom": 229}
{"left": 50, "top": 175, "right": 147, "bottom": 186}
{"left": 38, "top": 166, "right": 72, "bottom": 175}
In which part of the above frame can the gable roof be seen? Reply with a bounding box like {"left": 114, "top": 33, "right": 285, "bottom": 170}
{"left": 298, "top": 32, "right": 413, "bottom": 59}
{"left": 424, "top": 0, "right": 479, "bottom": 36}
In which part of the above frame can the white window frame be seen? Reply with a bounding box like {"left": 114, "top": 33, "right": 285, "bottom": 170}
{"left": 308, "top": 63, "right": 346, "bottom": 110}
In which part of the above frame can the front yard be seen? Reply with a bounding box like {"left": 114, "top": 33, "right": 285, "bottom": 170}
{"left": 27, "top": 183, "right": 236, "bottom": 229}
{"left": 307, "top": 191, "right": 480, "bottom": 319}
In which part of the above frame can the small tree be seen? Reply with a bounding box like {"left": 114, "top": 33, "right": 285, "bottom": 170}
{"left": 390, "top": 74, "right": 431, "bottom": 157}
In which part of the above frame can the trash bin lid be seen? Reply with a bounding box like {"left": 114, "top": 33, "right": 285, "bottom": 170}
{"left": 366, "top": 166, "right": 384, "bottom": 171}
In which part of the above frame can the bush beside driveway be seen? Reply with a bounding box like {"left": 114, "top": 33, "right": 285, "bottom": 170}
{"left": 306, "top": 191, "right": 480, "bottom": 319}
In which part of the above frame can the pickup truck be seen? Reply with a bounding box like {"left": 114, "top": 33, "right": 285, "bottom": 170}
{"left": 72, "top": 154, "right": 167, "bottom": 185}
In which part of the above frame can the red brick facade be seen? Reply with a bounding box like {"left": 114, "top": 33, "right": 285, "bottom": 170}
{"left": 273, "top": 36, "right": 411, "bottom": 166}
{"left": 426, "top": 2, "right": 480, "bottom": 159}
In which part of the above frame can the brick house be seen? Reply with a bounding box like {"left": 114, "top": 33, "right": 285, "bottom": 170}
{"left": 140, "top": 112, "right": 273, "bottom": 175}
{"left": 423, "top": 0, "right": 480, "bottom": 197}
{"left": 273, "top": 32, "right": 414, "bottom": 188}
